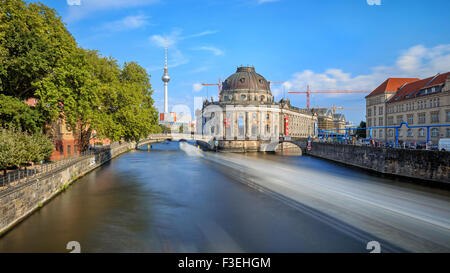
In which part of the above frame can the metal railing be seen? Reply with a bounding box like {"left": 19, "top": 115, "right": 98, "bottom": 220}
{"left": 0, "top": 142, "right": 126, "bottom": 194}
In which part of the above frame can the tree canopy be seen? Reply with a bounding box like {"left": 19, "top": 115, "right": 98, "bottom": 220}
{"left": 0, "top": 94, "right": 43, "bottom": 133}
{"left": 0, "top": 0, "right": 161, "bottom": 152}
{"left": 356, "top": 121, "right": 367, "bottom": 138}
{"left": 0, "top": 128, "right": 54, "bottom": 172}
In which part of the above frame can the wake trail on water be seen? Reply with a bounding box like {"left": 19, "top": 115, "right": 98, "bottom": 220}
{"left": 179, "top": 142, "right": 450, "bottom": 252}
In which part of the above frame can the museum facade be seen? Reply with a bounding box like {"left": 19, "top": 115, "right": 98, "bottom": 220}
{"left": 196, "top": 66, "right": 317, "bottom": 152}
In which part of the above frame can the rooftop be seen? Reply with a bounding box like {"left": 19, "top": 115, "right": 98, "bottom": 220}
{"left": 366, "top": 78, "right": 419, "bottom": 98}
{"left": 387, "top": 72, "right": 450, "bottom": 103}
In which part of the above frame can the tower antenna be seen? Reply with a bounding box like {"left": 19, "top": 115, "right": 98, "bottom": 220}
{"left": 162, "top": 38, "right": 170, "bottom": 114}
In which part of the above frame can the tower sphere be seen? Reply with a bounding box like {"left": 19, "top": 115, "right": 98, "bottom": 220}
{"left": 162, "top": 74, "right": 170, "bottom": 82}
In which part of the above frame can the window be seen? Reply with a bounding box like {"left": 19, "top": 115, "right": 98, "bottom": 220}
{"left": 240, "top": 78, "right": 245, "bottom": 83}
{"left": 225, "top": 113, "right": 232, "bottom": 138}
{"left": 379, "top": 117, "right": 383, "bottom": 126}
{"left": 431, "top": 128, "right": 439, "bottom": 137}
{"left": 373, "top": 130, "right": 377, "bottom": 137}
{"left": 238, "top": 113, "right": 245, "bottom": 137}
{"left": 59, "top": 144, "right": 64, "bottom": 155}
{"left": 431, "top": 111, "right": 439, "bottom": 123}
{"left": 260, "top": 96, "right": 265, "bottom": 102}
{"left": 447, "top": 128, "right": 450, "bottom": 137}
{"left": 418, "top": 128, "right": 424, "bottom": 137}
{"left": 407, "top": 129, "right": 413, "bottom": 137}
{"left": 446, "top": 110, "right": 450, "bottom": 122}
{"left": 266, "top": 124, "right": 270, "bottom": 134}
{"left": 379, "top": 106, "right": 383, "bottom": 115}
{"left": 367, "top": 108, "right": 372, "bottom": 117}
{"left": 67, "top": 145, "right": 71, "bottom": 155}
{"left": 388, "top": 129, "right": 393, "bottom": 137}
{"left": 399, "top": 129, "right": 403, "bottom": 137}
{"left": 429, "top": 100, "right": 433, "bottom": 108}
{"left": 251, "top": 113, "right": 258, "bottom": 137}
{"left": 367, "top": 118, "right": 372, "bottom": 127}
{"left": 407, "top": 114, "right": 414, "bottom": 125}
{"left": 418, "top": 113, "right": 426, "bottom": 124}
{"left": 387, "top": 116, "right": 394, "bottom": 125}
{"left": 241, "top": 94, "right": 246, "bottom": 99}
{"left": 379, "top": 129, "right": 383, "bottom": 137}
{"left": 396, "top": 115, "right": 403, "bottom": 125}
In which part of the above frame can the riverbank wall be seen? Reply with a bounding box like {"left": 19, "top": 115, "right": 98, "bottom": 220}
{"left": 0, "top": 142, "right": 135, "bottom": 236}
{"left": 304, "top": 142, "right": 450, "bottom": 184}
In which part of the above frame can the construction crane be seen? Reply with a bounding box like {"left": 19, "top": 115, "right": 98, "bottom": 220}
{"left": 202, "top": 78, "right": 222, "bottom": 99}
{"left": 288, "top": 85, "right": 370, "bottom": 109}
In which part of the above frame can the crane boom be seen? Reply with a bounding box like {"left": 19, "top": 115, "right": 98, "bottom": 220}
{"left": 288, "top": 85, "right": 370, "bottom": 109}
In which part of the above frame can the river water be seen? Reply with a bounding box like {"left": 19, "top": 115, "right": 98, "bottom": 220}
{"left": 0, "top": 140, "right": 449, "bottom": 253}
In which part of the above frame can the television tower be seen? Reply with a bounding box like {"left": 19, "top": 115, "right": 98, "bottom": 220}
{"left": 162, "top": 38, "right": 170, "bottom": 113}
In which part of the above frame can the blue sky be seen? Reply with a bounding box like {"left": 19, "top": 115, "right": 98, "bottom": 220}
{"left": 30, "top": 0, "right": 450, "bottom": 123}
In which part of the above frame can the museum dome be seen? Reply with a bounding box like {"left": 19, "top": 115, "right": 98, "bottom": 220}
{"left": 220, "top": 66, "right": 272, "bottom": 104}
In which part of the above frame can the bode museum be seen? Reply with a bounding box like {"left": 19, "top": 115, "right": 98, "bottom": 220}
{"left": 196, "top": 66, "right": 318, "bottom": 152}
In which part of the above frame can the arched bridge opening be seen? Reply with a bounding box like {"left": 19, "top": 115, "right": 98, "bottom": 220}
{"left": 274, "top": 141, "right": 303, "bottom": 156}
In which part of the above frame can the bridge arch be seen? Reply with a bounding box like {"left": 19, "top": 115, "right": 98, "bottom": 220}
{"left": 274, "top": 141, "right": 302, "bottom": 156}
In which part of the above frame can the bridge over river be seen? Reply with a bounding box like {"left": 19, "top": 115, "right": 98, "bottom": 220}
{"left": 0, "top": 140, "right": 449, "bottom": 253}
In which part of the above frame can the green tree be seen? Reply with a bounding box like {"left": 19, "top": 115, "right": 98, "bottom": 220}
{"left": 1, "top": 0, "right": 160, "bottom": 152}
{"left": 0, "top": 128, "right": 23, "bottom": 173}
{"left": 0, "top": 128, "right": 53, "bottom": 173}
{"left": 0, "top": 0, "right": 77, "bottom": 99}
{"left": 356, "top": 121, "right": 367, "bottom": 138}
{"left": 0, "top": 94, "right": 43, "bottom": 133}
{"left": 159, "top": 124, "right": 170, "bottom": 133}
{"left": 30, "top": 131, "right": 54, "bottom": 162}
{"left": 111, "top": 61, "right": 160, "bottom": 142}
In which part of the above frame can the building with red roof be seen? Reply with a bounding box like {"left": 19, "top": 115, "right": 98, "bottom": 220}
{"left": 365, "top": 72, "right": 450, "bottom": 147}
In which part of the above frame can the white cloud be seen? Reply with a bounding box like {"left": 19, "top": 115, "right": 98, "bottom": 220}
{"left": 184, "top": 30, "right": 218, "bottom": 39}
{"left": 67, "top": 0, "right": 81, "bottom": 6}
{"left": 103, "top": 15, "right": 150, "bottom": 31}
{"left": 149, "top": 29, "right": 219, "bottom": 69}
{"left": 193, "top": 83, "right": 204, "bottom": 92}
{"left": 194, "top": 46, "right": 224, "bottom": 56}
{"left": 283, "top": 44, "right": 450, "bottom": 98}
{"left": 66, "top": 0, "right": 159, "bottom": 21}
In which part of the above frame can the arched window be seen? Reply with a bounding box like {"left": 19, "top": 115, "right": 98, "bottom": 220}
{"left": 241, "top": 94, "right": 246, "bottom": 99}
{"left": 407, "top": 129, "right": 413, "bottom": 137}
{"left": 418, "top": 128, "right": 424, "bottom": 137}
{"left": 431, "top": 128, "right": 439, "bottom": 137}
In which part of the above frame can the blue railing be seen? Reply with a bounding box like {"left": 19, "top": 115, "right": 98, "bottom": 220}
{"left": 318, "top": 122, "right": 450, "bottom": 148}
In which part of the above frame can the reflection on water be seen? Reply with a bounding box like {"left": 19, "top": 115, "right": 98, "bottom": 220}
{"left": 0, "top": 141, "right": 449, "bottom": 253}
